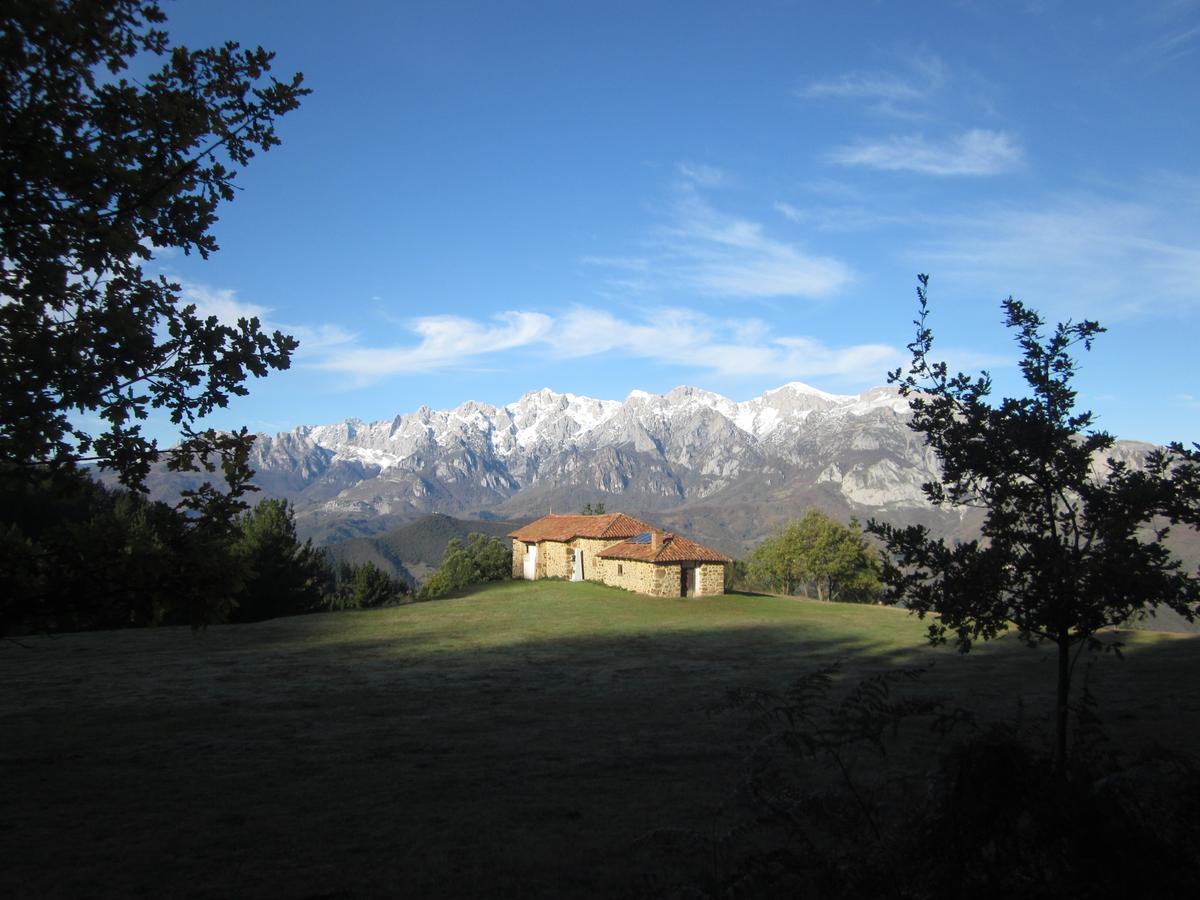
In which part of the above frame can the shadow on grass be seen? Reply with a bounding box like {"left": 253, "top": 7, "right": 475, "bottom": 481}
{"left": 1, "top": 597, "right": 1198, "bottom": 899}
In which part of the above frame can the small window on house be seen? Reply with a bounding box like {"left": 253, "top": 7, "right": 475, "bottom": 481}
{"left": 618, "top": 564, "right": 624, "bottom": 575}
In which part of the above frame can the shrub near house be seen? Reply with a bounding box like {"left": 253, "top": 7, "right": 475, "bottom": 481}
{"left": 509, "top": 513, "right": 729, "bottom": 597}
{"left": 418, "top": 533, "right": 511, "bottom": 600}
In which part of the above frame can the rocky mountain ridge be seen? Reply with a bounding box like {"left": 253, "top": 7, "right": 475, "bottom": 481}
{"left": 144, "top": 381, "right": 1155, "bottom": 553}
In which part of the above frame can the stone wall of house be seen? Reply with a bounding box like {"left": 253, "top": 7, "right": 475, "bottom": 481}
{"left": 595, "top": 558, "right": 681, "bottom": 597}
{"left": 655, "top": 563, "right": 682, "bottom": 597}
{"left": 516, "top": 537, "right": 725, "bottom": 596}
{"left": 697, "top": 563, "right": 727, "bottom": 596}
{"left": 512, "top": 539, "right": 561, "bottom": 580}
{"left": 574, "top": 538, "right": 617, "bottom": 581}
{"left": 539, "top": 540, "right": 573, "bottom": 579}
{"left": 516, "top": 537, "right": 686, "bottom": 584}
{"left": 511, "top": 540, "right": 527, "bottom": 579}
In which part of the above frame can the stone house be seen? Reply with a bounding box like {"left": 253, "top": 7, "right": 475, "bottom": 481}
{"left": 508, "top": 512, "right": 730, "bottom": 597}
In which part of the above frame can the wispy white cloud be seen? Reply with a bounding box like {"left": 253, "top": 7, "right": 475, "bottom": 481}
{"left": 578, "top": 255, "right": 649, "bottom": 272}
{"left": 179, "top": 281, "right": 358, "bottom": 359}
{"left": 553, "top": 306, "right": 901, "bottom": 380}
{"left": 773, "top": 201, "right": 805, "bottom": 223}
{"left": 583, "top": 171, "right": 852, "bottom": 301}
{"left": 1128, "top": 24, "right": 1200, "bottom": 67}
{"left": 676, "top": 161, "right": 727, "bottom": 187}
{"left": 913, "top": 185, "right": 1200, "bottom": 318}
{"left": 774, "top": 198, "right": 912, "bottom": 233}
{"left": 801, "top": 71, "right": 927, "bottom": 103}
{"left": 182, "top": 282, "right": 270, "bottom": 325}
{"left": 315, "top": 311, "right": 553, "bottom": 380}
{"left": 830, "top": 129, "right": 1023, "bottom": 176}
{"left": 139, "top": 237, "right": 178, "bottom": 260}
{"left": 653, "top": 183, "right": 852, "bottom": 298}
{"left": 1128, "top": 0, "right": 1200, "bottom": 66}
{"left": 285, "top": 323, "right": 359, "bottom": 356}
{"left": 799, "top": 56, "right": 947, "bottom": 118}
{"left": 302, "top": 303, "right": 904, "bottom": 386}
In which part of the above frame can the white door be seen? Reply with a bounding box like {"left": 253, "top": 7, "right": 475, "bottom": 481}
{"left": 524, "top": 543, "right": 537, "bottom": 580}
{"left": 571, "top": 549, "right": 583, "bottom": 581}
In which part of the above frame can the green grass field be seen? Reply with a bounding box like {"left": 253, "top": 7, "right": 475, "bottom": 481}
{"left": 3, "top": 581, "right": 1199, "bottom": 897}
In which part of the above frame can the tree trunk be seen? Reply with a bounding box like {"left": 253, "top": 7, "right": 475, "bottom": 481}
{"left": 1054, "top": 636, "right": 1071, "bottom": 779}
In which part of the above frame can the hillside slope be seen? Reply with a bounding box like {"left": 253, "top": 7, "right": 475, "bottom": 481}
{"left": 3, "top": 581, "right": 1197, "bottom": 897}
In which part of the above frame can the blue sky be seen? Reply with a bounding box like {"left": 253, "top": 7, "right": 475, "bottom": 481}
{"left": 151, "top": 0, "right": 1200, "bottom": 445}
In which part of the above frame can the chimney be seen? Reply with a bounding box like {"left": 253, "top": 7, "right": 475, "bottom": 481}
{"left": 651, "top": 530, "right": 662, "bottom": 551}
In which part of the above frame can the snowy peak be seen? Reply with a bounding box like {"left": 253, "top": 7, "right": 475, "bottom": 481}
{"left": 272, "top": 381, "right": 907, "bottom": 468}
{"left": 504, "top": 387, "right": 622, "bottom": 449}
{"left": 763, "top": 381, "right": 853, "bottom": 403}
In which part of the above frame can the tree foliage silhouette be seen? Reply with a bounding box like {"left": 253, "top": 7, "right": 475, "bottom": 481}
{"left": 869, "top": 275, "right": 1200, "bottom": 773}
{"left": 0, "top": 0, "right": 307, "bottom": 510}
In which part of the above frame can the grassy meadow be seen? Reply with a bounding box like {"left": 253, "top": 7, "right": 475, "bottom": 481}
{"left": 3, "top": 580, "right": 1199, "bottom": 897}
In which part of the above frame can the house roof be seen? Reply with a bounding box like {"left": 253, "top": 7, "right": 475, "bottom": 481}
{"left": 508, "top": 512, "right": 654, "bottom": 543}
{"left": 597, "top": 531, "right": 731, "bottom": 564}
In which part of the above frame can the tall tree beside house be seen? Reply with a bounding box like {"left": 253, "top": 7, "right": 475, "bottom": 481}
{"left": 746, "top": 511, "right": 882, "bottom": 603}
{"left": 0, "top": 0, "right": 307, "bottom": 625}
{"left": 867, "top": 274, "right": 1200, "bottom": 775}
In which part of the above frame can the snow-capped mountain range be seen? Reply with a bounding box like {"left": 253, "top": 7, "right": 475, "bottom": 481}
{"left": 144, "top": 381, "right": 1152, "bottom": 553}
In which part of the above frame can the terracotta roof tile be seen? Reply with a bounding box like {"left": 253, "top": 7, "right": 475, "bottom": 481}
{"left": 508, "top": 512, "right": 654, "bottom": 543}
{"left": 597, "top": 531, "right": 730, "bottom": 564}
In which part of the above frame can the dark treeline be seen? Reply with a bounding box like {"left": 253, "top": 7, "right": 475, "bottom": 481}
{"left": 0, "top": 472, "right": 407, "bottom": 634}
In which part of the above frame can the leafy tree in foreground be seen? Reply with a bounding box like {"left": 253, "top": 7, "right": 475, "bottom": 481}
{"left": 868, "top": 274, "right": 1200, "bottom": 773}
{"left": 746, "top": 510, "right": 882, "bottom": 603}
{"left": 0, "top": 0, "right": 307, "bottom": 510}
{"left": 1, "top": 0, "right": 308, "bottom": 628}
